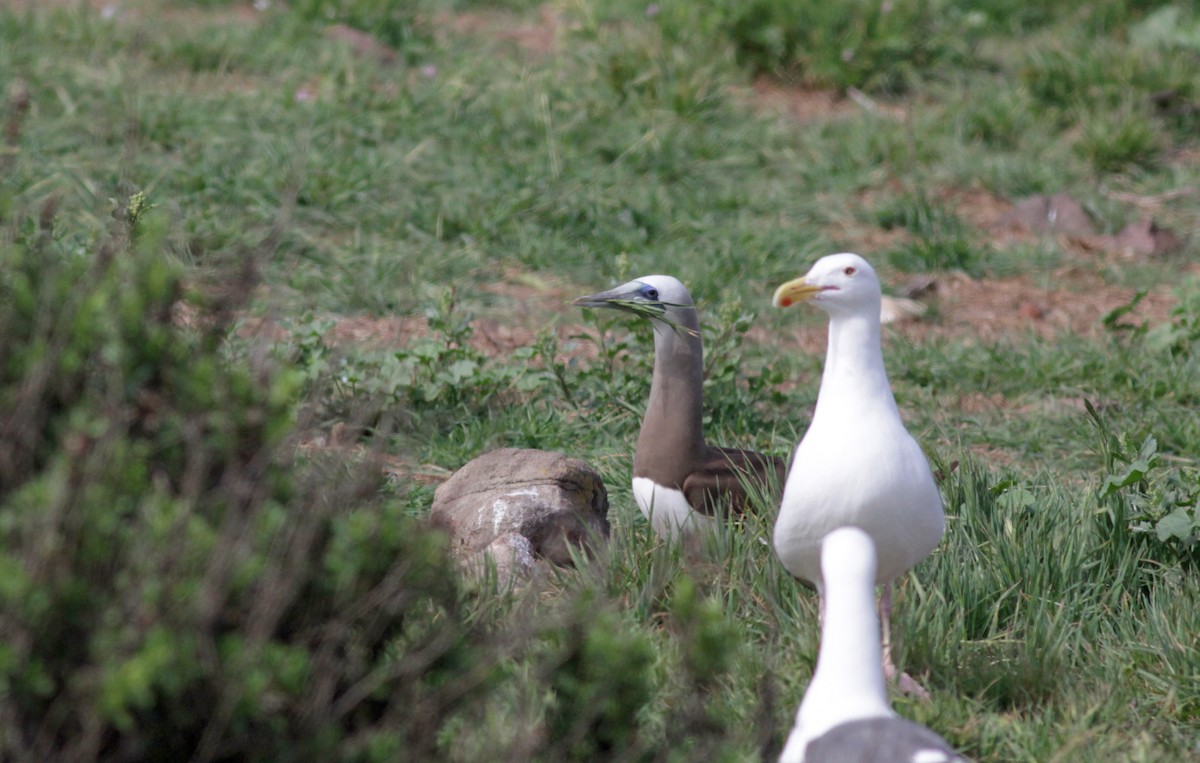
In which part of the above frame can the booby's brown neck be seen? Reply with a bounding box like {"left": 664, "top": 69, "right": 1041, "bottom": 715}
{"left": 633, "top": 308, "right": 706, "bottom": 486}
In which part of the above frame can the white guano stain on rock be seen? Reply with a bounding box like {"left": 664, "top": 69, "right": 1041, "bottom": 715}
{"left": 490, "top": 497, "right": 509, "bottom": 537}
{"left": 491, "top": 487, "right": 539, "bottom": 535}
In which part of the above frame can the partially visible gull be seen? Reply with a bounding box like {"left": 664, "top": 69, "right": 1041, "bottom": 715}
{"left": 772, "top": 254, "right": 944, "bottom": 696}
{"left": 780, "top": 527, "right": 969, "bottom": 763}
{"left": 574, "top": 275, "right": 785, "bottom": 539}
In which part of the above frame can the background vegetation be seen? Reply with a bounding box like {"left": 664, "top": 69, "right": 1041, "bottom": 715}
{"left": 1, "top": 0, "right": 1198, "bottom": 760}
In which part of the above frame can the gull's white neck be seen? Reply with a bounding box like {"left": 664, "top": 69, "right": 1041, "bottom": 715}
{"left": 791, "top": 550, "right": 894, "bottom": 749}
{"left": 814, "top": 307, "right": 900, "bottom": 422}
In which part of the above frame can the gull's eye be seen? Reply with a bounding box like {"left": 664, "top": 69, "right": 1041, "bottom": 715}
{"left": 843, "top": 266, "right": 857, "bottom": 276}
{"left": 641, "top": 286, "right": 660, "bottom": 300}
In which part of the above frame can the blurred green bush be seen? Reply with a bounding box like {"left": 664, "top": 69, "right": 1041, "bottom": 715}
{"left": 0, "top": 197, "right": 489, "bottom": 761}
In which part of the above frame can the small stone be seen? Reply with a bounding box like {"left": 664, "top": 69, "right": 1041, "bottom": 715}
{"left": 1111, "top": 217, "right": 1183, "bottom": 258}
{"left": 998, "top": 193, "right": 1095, "bottom": 237}
{"left": 897, "top": 275, "right": 938, "bottom": 299}
{"left": 1017, "top": 301, "right": 1044, "bottom": 320}
{"left": 880, "top": 296, "right": 927, "bottom": 324}
{"left": 431, "top": 448, "right": 609, "bottom": 566}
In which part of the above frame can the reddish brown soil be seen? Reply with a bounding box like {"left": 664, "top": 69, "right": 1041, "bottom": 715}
{"left": 762, "top": 266, "right": 1182, "bottom": 358}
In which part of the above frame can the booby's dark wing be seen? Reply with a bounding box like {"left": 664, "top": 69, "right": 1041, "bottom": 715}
{"left": 682, "top": 446, "right": 785, "bottom": 516}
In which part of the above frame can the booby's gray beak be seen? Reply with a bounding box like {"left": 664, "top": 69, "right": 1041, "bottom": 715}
{"left": 572, "top": 284, "right": 668, "bottom": 319}
{"left": 571, "top": 285, "right": 632, "bottom": 310}
{"left": 772, "top": 277, "right": 825, "bottom": 308}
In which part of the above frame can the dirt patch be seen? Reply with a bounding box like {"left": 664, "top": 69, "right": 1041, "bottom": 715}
{"left": 767, "top": 266, "right": 1181, "bottom": 357}
{"left": 907, "top": 269, "right": 1179, "bottom": 342}
{"left": 0, "top": 0, "right": 112, "bottom": 8}
{"left": 323, "top": 315, "right": 425, "bottom": 347}
{"left": 851, "top": 185, "right": 1036, "bottom": 247}
{"left": 436, "top": 6, "right": 561, "bottom": 56}
{"left": 747, "top": 78, "right": 860, "bottom": 123}
{"left": 739, "top": 76, "right": 907, "bottom": 123}
{"left": 949, "top": 392, "right": 1012, "bottom": 416}
{"left": 964, "top": 443, "right": 1018, "bottom": 469}
{"left": 833, "top": 183, "right": 1191, "bottom": 336}
{"left": 743, "top": 76, "right": 909, "bottom": 124}
{"left": 6, "top": 0, "right": 266, "bottom": 25}
{"left": 224, "top": 267, "right": 604, "bottom": 360}
{"left": 941, "top": 187, "right": 1016, "bottom": 230}
{"left": 232, "top": 310, "right": 567, "bottom": 356}
{"left": 325, "top": 23, "right": 398, "bottom": 63}
{"left": 262, "top": 257, "right": 1184, "bottom": 370}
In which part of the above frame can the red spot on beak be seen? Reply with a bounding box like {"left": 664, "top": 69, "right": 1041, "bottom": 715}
{"left": 781, "top": 298, "right": 793, "bottom": 307}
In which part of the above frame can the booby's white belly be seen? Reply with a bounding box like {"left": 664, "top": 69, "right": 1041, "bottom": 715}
{"left": 632, "top": 477, "right": 715, "bottom": 539}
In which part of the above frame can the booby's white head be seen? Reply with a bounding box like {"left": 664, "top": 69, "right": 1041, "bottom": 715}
{"left": 572, "top": 274, "right": 697, "bottom": 327}
{"left": 772, "top": 254, "right": 881, "bottom": 318}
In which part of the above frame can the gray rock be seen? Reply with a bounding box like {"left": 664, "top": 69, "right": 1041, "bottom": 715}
{"left": 1111, "top": 216, "right": 1183, "bottom": 258}
{"left": 997, "top": 193, "right": 1095, "bottom": 236}
{"left": 431, "top": 448, "right": 609, "bottom": 565}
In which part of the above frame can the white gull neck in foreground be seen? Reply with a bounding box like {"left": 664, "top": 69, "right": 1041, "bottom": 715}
{"left": 781, "top": 527, "right": 893, "bottom": 761}
{"left": 780, "top": 527, "right": 969, "bottom": 763}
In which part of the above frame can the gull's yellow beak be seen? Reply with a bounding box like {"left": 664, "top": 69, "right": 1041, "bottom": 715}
{"left": 772, "top": 278, "right": 822, "bottom": 308}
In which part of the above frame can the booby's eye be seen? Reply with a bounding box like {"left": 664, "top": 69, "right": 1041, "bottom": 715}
{"left": 641, "top": 285, "right": 660, "bottom": 300}
{"left": 843, "top": 266, "right": 857, "bottom": 276}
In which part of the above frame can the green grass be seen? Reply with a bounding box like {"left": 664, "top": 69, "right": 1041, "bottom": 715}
{"left": 2, "top": 0, "right": 1200, "bottom": 760}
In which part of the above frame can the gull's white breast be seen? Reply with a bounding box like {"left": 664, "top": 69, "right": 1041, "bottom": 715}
{"left": 774, "top": 412, "right": 943, "bottom": 586}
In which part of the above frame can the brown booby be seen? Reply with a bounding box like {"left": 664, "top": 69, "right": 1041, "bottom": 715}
{"left": 780, "top": 527, "right": 969, "bottom": 763}
{"left": 772, "top": 254, "right": 944, "bottom": 697}
{"left": 573, "top": 275, "right": 785, "bottom": 538}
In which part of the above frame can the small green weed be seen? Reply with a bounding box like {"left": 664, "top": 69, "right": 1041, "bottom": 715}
{"left": 1089, "top": 403, "right": 1200, "bottom": 565}
{"left": 1146, "top": 284, "right": 1200, "bottom": 356}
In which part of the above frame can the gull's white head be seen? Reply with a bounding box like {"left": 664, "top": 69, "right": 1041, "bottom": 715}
{"left": 772, "top": 253, "right": 881, "bottom": 317}
{"left": 572, "top": 274, "right": 696, "bottom": 322}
